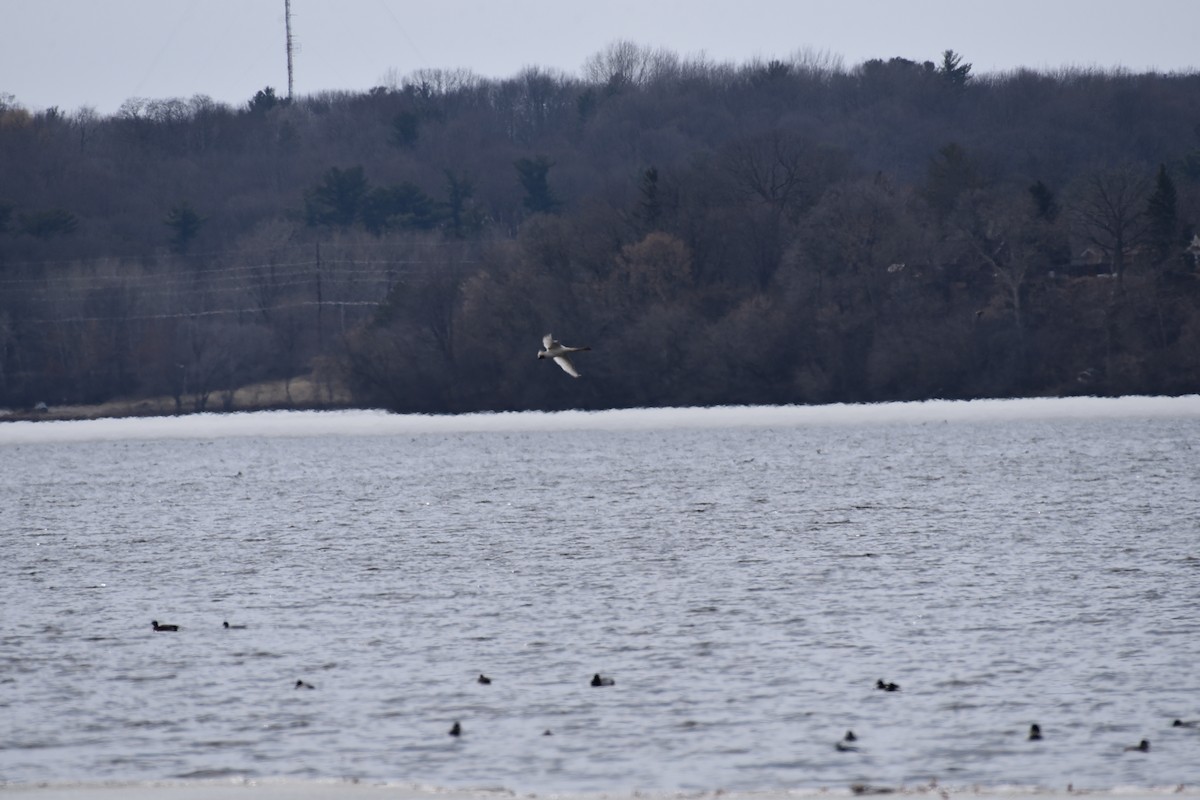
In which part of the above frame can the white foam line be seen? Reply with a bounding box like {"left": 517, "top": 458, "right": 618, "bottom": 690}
{"left": 1, "top": 396, "right": 1199, "bottom": 445}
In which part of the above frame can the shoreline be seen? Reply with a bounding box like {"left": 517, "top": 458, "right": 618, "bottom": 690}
{"left": 0, "top": 375, "right": 352, "bottom": 424}
{"left": 4, "top": 385, "right": 1200, "bottom": 426}
{"left": 2, "top": 395, "right": 1200, "bottom": 445}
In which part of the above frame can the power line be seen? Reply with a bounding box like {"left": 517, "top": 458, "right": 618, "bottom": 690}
{"left": 23, "top": 299, "right": 384, "bottom": 325}
{"left": 0, "top": 260, "right": 317, "bottom": 287}
{"left": 375, "top": 0, "right": 427, "bottom": 66}
{"left": 0, "top": 238, "right": 477, "bottom": 269}
{"left": 1, "top": 245, "right": 480, "bottom": 330}
{"left": 129, "top": 2, "right": 199, "bottom": 102}
{"left": 14, "top": 276, "right": 387, "bottom": 304}
{"left": 0, "top": 257, "right": 478, "bottom": 287}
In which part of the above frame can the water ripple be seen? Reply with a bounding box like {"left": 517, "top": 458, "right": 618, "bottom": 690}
{"left": 3, "top": 414, "right": 1199, "bottom": 791}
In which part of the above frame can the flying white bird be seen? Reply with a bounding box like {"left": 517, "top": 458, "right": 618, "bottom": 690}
{"left": 538, "top": 334, "right": 591, "bottom": 378}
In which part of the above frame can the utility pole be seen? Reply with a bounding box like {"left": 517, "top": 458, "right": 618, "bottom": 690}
{"left": 284, "top": 0, "right": 295, "bottom": 101}
{"left": 315, "top": 241, "right": 322, "bottom": 348}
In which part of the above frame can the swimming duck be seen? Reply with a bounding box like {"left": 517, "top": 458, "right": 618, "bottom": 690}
{"left": 591, "top": 673, "right": 615, "bottom": 687}
{"left": 538, "top": 334, "right": 591, "bottom": 378}
{"left": 477, "top": 674, "right": 492, "bottom": 684}
{"left": 1124, "top": 739, "right": 1150, "bottom": 752}
{"left": 449, "top": 721, "right": 462, "bottom": 737}
{"left": 844, "top": 730, "right": 858, "bottom": 742}
{"left": 851, "top": 784, "right": 896, "bottom": 795}
{"left": 223, "top": 621, "right": 247, "bottom": 629}
{"left": 295, "top": 679, "right": 315, "bottom": 689}
{"left": 151, "top": 620, "right": 179, "bottom": 632}
{"left": 1029, "top": 724, "right": 1043, "bottom": 741}
{"left": 1173, "top": 719, "right": 1197, "bottom": 728}
{"left": 875, "top": 679, "right": 900, "bottom": 692}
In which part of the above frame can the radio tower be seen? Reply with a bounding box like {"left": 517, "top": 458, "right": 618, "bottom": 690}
{"left": 284, "top": 0, "right": 295, "bottom": 100}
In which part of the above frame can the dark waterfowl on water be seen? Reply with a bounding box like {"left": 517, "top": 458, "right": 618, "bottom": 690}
{"left": 1029, "top": 724, "right": 1043, "bottom": 741}
{"left": 449, "top": 721, "right": 462, "bottom": 737}
{"left": 295, "top": 679, "right": 315, "bottom": 689}
{"left": 591, "top": 673, "right": 615, "bottom": 686}
{"left": 851, "top": 784, "right": 895, "bottom": 795}
{"left": 151, "top": 620, "right": 178, "bottom": 632}
{"left": 477, "top": 674, "right": 492, "bottom": 684}
{"left": 223, "top": 621, "right": 247, "bottom": 629}
{"left": 875, "top": 679, "right": 899, "bottom": 692}
{"left": 1124, "top": 739, "right": 1150, "bottom": 752}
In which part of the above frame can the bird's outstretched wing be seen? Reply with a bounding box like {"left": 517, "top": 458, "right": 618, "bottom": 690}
{"left": 542, "top": 334, "right": 557, "bottom": 350}
{"left": 553, "top": 355, "right": 581, "bottom": 378}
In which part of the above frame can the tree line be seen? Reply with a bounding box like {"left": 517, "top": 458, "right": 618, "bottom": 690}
{"left": 2, "top": 44, "right": 1199, "bottom": 414}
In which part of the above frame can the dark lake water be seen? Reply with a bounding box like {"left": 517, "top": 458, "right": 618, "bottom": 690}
{"left": 3, "top": 399, "right": 1199, "bottom": 792}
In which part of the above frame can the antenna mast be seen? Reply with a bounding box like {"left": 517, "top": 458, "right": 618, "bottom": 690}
{"left": 285, "top": 0, "right": 295, "bottom": 100}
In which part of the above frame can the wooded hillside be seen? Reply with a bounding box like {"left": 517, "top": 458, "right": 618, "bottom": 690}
{"left": 3, "top": 45, "right": 1199, "bottom": 414}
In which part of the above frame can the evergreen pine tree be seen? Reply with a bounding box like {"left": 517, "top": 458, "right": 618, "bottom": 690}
{"left": 1146, "top": 163, "right": 1178, "bottom": 265}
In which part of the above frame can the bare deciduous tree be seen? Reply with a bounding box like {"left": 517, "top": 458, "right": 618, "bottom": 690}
{"left": 1073, "top": 166, "right": 1151, "bottom": 285}
{"left": 582, "top": 41, "right": 680, "bottom": 91}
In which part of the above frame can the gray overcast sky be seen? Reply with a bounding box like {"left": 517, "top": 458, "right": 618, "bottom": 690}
{"left": 3, "top": 0, "right": 1198, "bottom": 115}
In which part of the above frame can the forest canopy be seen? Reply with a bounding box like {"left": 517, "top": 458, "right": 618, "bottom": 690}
{"left": 2, "top": 45, "right": 1199, "bottom": 414}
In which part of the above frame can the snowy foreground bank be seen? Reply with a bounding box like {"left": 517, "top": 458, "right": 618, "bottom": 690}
{"left": 2, "top": 782, "right": 1198, "bottom": 800}
{"left": 3, "top": 395, "right": 1200, "bottom": 445}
